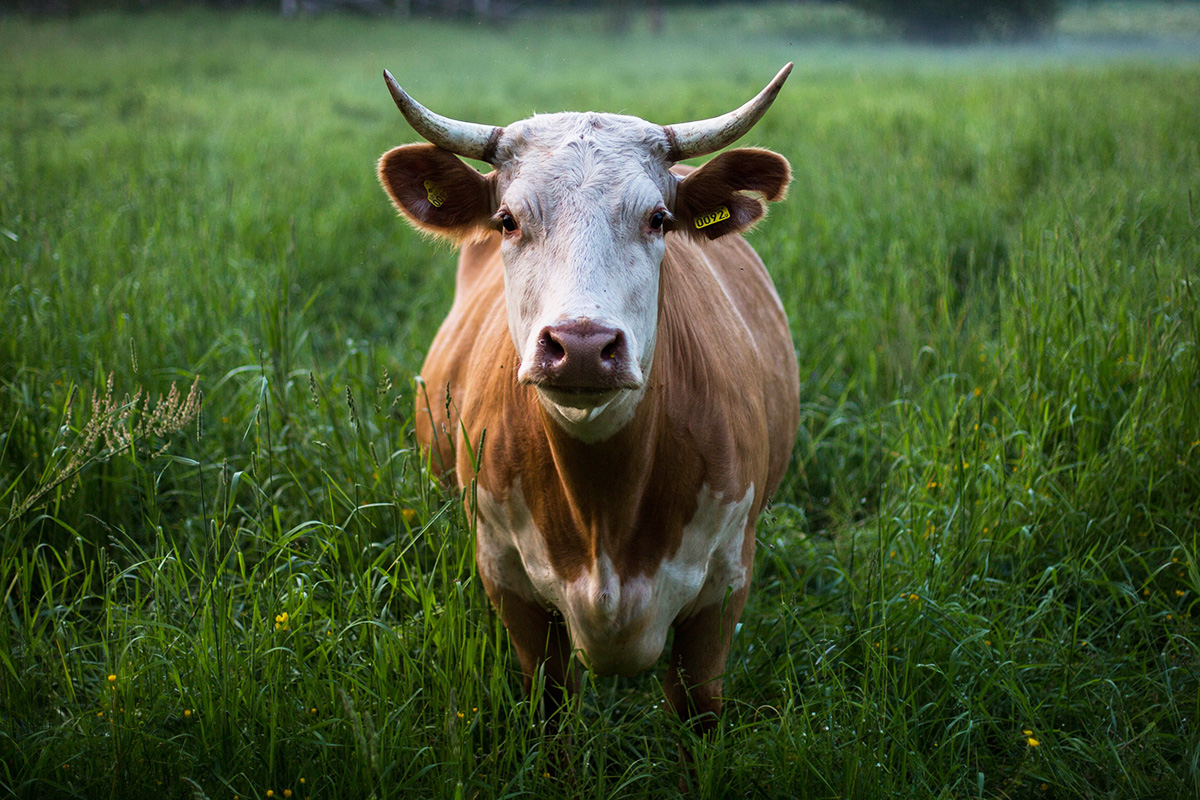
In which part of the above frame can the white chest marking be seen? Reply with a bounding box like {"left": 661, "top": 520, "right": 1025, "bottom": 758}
{"left": 475, "top": 481, "right": 755, "bottom": 676}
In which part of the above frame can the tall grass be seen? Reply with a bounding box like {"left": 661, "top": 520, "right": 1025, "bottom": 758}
{"left": 2, "top": 5, "right": 1198, "bottom": 799}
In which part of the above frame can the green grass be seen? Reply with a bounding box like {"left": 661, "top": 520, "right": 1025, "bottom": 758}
{"left": 2, "top": 4, "right": 1199, "bottom": 799}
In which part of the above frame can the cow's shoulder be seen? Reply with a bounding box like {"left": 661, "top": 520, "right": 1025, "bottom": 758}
{"left": 415, "top": 233, "right": 506, "bottom": 480}
{"left": 657, "top": 231, "right": 799, "bottom": 501}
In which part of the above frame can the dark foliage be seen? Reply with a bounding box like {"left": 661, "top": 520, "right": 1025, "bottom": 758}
{"left": 851, "top": 0, "right": 1061, "bottom": 42}
{"left": 1, "top": 0, "right": 1061, "bottom": 30}
{"left": 1, "top": 0, "right": 274, "bottom": 14}
{"left": 1, "top": 0, "right": 497, "bottom": 17}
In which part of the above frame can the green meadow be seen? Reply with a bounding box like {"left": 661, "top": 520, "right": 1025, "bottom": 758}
{"left": 2, "top": 4, "right": 1199, "bottom": 798}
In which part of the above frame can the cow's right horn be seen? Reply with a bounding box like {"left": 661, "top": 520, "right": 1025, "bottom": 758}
{"left": 383, "top": 70, "right": 504, "bottom": 164}
{"left": 662, "top": 63, "right": 792, "bottom": 162}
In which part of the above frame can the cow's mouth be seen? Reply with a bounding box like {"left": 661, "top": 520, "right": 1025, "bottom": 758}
{"left": 535, "top": 384, "right": 622, "bottom": 409}
{"left": 543, "top": 385, "right": 613, "bottom": 396}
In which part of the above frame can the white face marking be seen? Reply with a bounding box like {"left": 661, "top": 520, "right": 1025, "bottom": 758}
{"left": 475, "top": 481, "right": 755, "bottom": 677}
{"left": 490, "top": 114, "right": 677, "bottom": 442}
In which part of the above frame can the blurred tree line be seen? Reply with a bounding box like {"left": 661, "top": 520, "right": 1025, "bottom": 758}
{"left": 3, "top": 0, "right": 1199, "bottom": 41}
{"left": 849, "top": 0, "right": 1060, "bottom": 41}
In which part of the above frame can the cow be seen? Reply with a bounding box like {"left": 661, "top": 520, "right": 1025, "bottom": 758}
{"left": 377, "top": 65, "right": 800, "bottom": 747}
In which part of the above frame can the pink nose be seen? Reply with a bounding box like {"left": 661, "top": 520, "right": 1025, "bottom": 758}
{"left": 525, "top": 320, "right": 637, "bottom": 391}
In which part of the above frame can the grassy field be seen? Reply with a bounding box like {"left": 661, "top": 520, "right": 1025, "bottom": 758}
{"left": 2, "top": 4, "right": 1199, "bottom": 799}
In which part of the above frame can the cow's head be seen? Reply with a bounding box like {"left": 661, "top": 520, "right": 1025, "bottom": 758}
{"left": 379, "top": 66, "right": 791, "bottom": 441}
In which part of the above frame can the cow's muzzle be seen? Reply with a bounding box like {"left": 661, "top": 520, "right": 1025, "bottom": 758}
{"left": 520, "top": 320, "right": 642, "bottom": 397}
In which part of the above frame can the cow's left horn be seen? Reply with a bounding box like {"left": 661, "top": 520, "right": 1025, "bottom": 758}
{"left": 383, "top": 70, "right": 504, "bottom": 164}
{"left": 662, "top": 63, "right": 792, "bottom": 162}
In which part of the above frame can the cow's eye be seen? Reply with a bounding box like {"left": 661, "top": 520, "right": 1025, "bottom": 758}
{"left": 499, "top": 211, "right": 519, "bottom": 233}
{"left": 648, "top": 210, "right": 666, "bottom": 231}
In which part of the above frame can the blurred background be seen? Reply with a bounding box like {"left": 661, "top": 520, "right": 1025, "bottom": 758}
{"left": 2, "top": 2, "right": 1198, "bottom": 798}
{"left": 7, "top": 0, "right": 1200, "bottom": 45}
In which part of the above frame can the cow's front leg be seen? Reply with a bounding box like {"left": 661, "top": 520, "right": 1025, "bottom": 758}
{"left": 665, "top": 582, "right": 749, "bottom": 734}
{"left": 480, "top": 576, "right": 580, "bottom": 724}
{"left": 666, "top": 581, "right": 750, "bottom": 792}
{"left": 662, "top": 585, "right": 744, "bottom": 791}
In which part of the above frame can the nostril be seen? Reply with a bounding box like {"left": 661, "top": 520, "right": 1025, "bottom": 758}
{"left": 600, "top": 332, "right": 624, "bottom": 361}
{"left": 540, "top": 330, "right": 566, "bottom": 361}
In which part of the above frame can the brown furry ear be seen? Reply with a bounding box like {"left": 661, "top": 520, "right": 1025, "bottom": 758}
{"left": 378, "top": 143, "right": 495, "bottom": 242}
{"left": 672, "top": 148, "right": 791, "bottom": 241}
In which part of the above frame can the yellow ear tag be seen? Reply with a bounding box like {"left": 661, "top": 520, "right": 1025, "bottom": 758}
{"left": 694, "top": 206, "right": 731, "bottom": 229}
{"left": 423, "top": 180, "right": 446, "bottom": 208}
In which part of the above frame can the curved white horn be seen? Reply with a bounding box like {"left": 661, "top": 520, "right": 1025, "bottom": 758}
{"left": 383, "top": 69, "right": 504, "bottom": 164}
{"left": 662, "top": 63, "right": 793, "bottom": 162}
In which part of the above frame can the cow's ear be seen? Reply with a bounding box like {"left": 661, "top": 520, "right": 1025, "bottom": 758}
{"left": 672, "top": 148, "right": 790, "bottom": 241}
{"left": 378, "top": 143, "right": 495, "bottom": 242}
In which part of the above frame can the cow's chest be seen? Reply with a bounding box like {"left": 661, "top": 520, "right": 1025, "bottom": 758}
{"left": 475, "top": 481, "right": 755, "bottom": 676}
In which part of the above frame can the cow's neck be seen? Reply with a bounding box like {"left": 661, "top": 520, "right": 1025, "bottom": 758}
{"left": 534, "top": 387, "right": 683, "bottom": 568}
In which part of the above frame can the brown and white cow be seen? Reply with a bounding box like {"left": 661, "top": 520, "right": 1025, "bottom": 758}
{"left": 378, "top": 66, "right": 800, "bottom": 737}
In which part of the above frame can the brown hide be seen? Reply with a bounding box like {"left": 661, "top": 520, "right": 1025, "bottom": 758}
{"left": 416, "top": 224, "right": 798, "bottom": 585}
